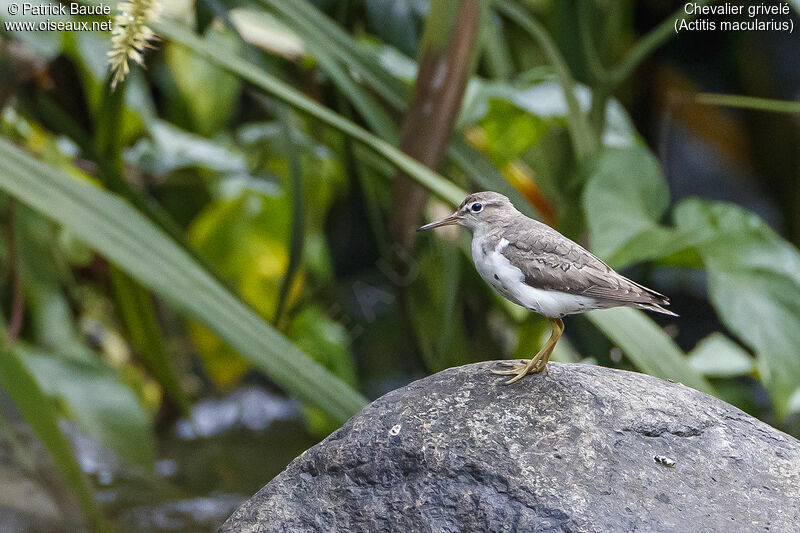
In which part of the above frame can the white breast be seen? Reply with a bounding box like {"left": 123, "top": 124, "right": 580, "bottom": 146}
{"left": 471, "top": 237, "right": 605, "bottom": 318}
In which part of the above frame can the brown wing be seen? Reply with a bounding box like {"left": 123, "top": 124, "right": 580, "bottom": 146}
{"left": 498, "top": 218, "right": 669, "bottom": 307}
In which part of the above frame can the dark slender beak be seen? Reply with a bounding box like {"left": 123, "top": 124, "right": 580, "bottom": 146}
{"left": 417, "top": 213, "right": 460, "bottom": 231}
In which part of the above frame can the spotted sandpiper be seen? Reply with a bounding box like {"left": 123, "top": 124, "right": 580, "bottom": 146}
{"left": 418, "top": 191, "right": 676, "bottom": 384}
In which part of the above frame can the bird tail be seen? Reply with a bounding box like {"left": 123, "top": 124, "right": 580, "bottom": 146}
{"left": 635, "top": 301, "right": 679, "bottom": 317}
{"left": 628, "top": 280, "right": 679, "bottom": 317}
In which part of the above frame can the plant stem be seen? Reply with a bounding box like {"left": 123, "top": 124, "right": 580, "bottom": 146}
{"left": 589, "top": 85, "right": 609, "bottom": 140}
{"left": 692, "top": 93, "right": 800, "bottom": 114}
{"left": 608, "top": 0, "right": 714, "bottom": 89}
{"left": 151, "top": 23, "right": 467, "bottom": 205}
{"left": 577, "top": 0, "right": 606, "bottom": 82}
{"left": 494, "top": 0, "right": 598, "bottom": 159}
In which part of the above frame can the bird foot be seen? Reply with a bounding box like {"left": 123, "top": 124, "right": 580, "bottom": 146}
{"left": 490, "top": 359, "right": 546, "bottom": 383}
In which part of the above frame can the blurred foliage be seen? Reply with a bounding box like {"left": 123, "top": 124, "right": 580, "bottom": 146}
{"left": 1, "top": 0, "right": 799, "bottom": 529}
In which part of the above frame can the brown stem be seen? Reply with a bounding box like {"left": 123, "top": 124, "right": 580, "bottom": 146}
{"left": 390, "top": 0, "right": 482, "bottom": 250}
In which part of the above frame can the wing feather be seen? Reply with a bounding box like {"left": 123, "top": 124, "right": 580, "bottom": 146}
{"left": 498, "top": 218, "right": 669, "bottom": 307}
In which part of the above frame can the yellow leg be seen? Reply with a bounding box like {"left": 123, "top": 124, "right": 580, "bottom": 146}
{"left": 491, "top": 318, "right": 564, "bottom": 384}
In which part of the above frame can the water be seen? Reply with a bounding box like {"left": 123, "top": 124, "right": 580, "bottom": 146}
{"left": 0, "top": 386, "right": 320, "bottom": 532}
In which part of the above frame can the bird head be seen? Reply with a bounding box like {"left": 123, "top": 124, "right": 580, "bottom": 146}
{"left": 418, "top": 191, "right": 514, "bottom": 232}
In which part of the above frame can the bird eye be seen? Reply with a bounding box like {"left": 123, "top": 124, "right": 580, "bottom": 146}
{"left": 470, "top": 202, "right": 483, "bottom": 213}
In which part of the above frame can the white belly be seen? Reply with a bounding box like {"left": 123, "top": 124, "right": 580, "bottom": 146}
{"left": 471, "top": 237, "right": 603, "bottom": 318}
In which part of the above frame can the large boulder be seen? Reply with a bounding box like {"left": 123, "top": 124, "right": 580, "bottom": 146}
{"left": 221, "top": 362, "right": 800, "bottom": 532}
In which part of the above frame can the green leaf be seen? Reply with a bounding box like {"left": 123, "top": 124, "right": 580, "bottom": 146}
{"left": 287, "top": 306, "right": 359, "bottom": 435}
{"left": 126, "top": 119, "right": 250, "bottom": 175}
{"left": 109, "top": 267, "right": 192, "bottom": 417}
{"left": 583, "top": 142, "right": 800, "bottom": 415}
{"left": 273, "top": 107, "right": 305, "bottom": 325}
{"left": 461, "top": 77, "right": 637, "bottom": 148}
{"left": 268, "top": 0, "right": 544, "bottom": 220}
{"left": 788, "top": 388, "right": 800, "bottom": 416}
{"left": 582, "top": 145, "right": 677, "bottom": 266}
{"left": 0, "top": 345, "right": 110, "bottom": 531}
{"left": 153, "top": 20, "right": 466, "bottom": 206}
{"left": 17, "top": 343, "right": 155, "bottom": 467}
{"left": 587, "top": 307, "right": 714, "bottom": 394}
{"left": 675, "top": 199, "right": 800, "bottom": 417}
{"left": 163, "top": 29, "right": 243, "bottom": 135}
{"left": 0, "top": 138, "right": 367, "bottom": 423}
{"left": 693, "top": 93, "right": 800, "bottom": 115}
{"left": 287, "top": 306, "right": 358, "bottom": 387}
{"left": 365, "top": 0, "right": 421, "bottom": 57}
{"left": 687, "top": 332, "right": 754, "bottom": 378}
{"left": 258, "top": 0, "right": 539, "bottom": 218}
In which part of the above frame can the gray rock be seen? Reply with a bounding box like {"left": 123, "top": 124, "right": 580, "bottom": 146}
{"left": 221, "top": 362, "right": 800, "bottom": 532}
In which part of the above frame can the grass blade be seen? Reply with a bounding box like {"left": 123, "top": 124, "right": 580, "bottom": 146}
{"left": 588, "top": 308, "right": 714, "bottom": 394}
{"left": 0, "top": 344, "right": 111, "bottom": 531}
{"left": 493, "top": 0, "right": 597, "bottom": 158}
{"left": 260, "top": 0, "right": 536, "bottom": 217}
{"left": 692, "top": 93, "right": 800, "bottom": 114}
{"left": 0, "top": 139, "right": 367, "bottom": 422}
{"left": 273, "top": 107, "right": 305, "bottom": 326}
{"left": 152, "top": 21, "right": 465, "bottom": 206}
{"left": 109, "top": 267, "right": 192, "bottom": 417}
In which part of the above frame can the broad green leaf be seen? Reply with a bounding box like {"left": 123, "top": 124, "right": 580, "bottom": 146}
{"left": 0, "top": 345, "right": 109, "bottom": 531}
{"left": 687, "top": 333, "right": 754, "bottom": 378}
{"left": 586, "top": 157, "right": 800, "bottom": 415}
{"left": 582, "top": 145, "right": 676, "bottom": 266}
{"left": 588, "top": 307, "right": 714, "bottom": 394}
{"left": 287, "top": 306, "right": 359, "bottom": 435}
{"left": 460, "top": 78, "right": 637, "bottom": 148}
{"left": 287, "top": 306, "right": 358, "bottom": 387}
{"left": 473, "top": 99, "right": 549, "bottom": 167}
{"left": 229, "top": 8, "right": 305, "bottom": 58}
{"left": 675, "top": 199, "right": 800, "bottom": 417}
{"left": 188, "top": 192, "right": 291, "bottom": 318}
{"left": 0, "top": 138, "right": 367, "bottom": 423}
{"left": 17, "top": 343, "right": 155, "bottom": 467}
{"left": 126, "top": 119, "right": 250, "bottom": 175}
{"left": 163, "top": 29, "right": 242, "bottom": 135}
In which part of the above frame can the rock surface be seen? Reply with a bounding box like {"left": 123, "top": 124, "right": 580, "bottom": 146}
{"left": 221, "top": 362, "right": 800, "bottom": 532}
